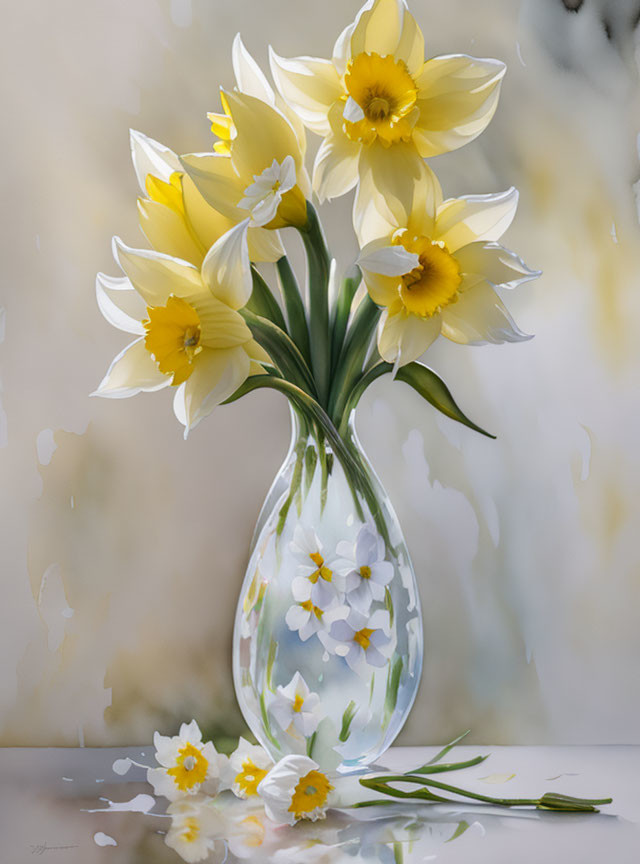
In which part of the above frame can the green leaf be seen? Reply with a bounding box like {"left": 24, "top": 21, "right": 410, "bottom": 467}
{"left": 259, "top": 689, "right": 280, "bottom": 750}
{"left": 298, "top": 202, "right": 331, "bottom": 407}
{"left": 426, "top": 730, "right": 471, "bottom": 765}
{"left": 383, "top": 656, "right": 403, "bottom": 728}
{"left": 266, "top": 640, "right": 278, "bottom": 693}
{"left": 304, "top": 445, "right": 318, "bottom": 496}
{"left": 246, "top": 267, "right": 287, "bottom": 333}
{"left": 330, "top": 265, "right": 361, "bottom": 375}
{"left": 306, "top": 731, "right": 317, "bottom": 758}
{"left": 384, "top": 586, "right": 394, "bottom": 629}
{"left": 446, "top": 821, "right": 470, "bottom": 843}
{"left": 395, "top": 363, "right": 496, "bottom": 438}
{"left": 276, "top": 256, "right": 311, "bottom": 367}
{"left": 339, "top": 700, "right": 358, "bottom": 742}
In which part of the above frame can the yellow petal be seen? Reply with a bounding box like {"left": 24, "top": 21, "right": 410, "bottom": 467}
{"left": 413, "top": 54, "right": 506, "bottom": 157}
{"left": 247, "top": 226, "right": 285, "bottom": 262}
{"left": 269, "top": 49, "right": 342, "bottom": 136}
{"left": 180, "top": 153, "right": 245, "bottom": 222}
{"left": 181, "top": 174, "right": 236, "bottom": 256}
{"left": 129, "top": 129, "right": 181, "bottom": 194}
{"left": 394, "top": 5, "right": 425, "bottom": 76}
{"left": 194, "top": 293, "right": 252, "bottom": 349}
{"left": 93, "top": 338, "right": 168, "bottom": 398}
{"left": 351, "top": 0, "right": 404, "bottom": 61}
{"left": 113, "top": 238, "right": 203, "bottom": 306}
{"left": 440, "top": 279, "right": 531, "bottom": 345}
{"left": 312, "top": 103, "right": 361, "bottom": 202}
{"left": 177, "top": 346, "right": 251, "bottom": 435}
{"left": 454, "top": 241, "right": 540, "bottom": 287}
{"left": 378, "top": 305, "right": 440, "bottom": 365}
{"left": 434, "top": 188, "right": 519, "bottom": 252}
{"left": 201, "top": 220, "right": 252, "bottom": 310}
{"left": 358, "top": 140, "right": 426, "bottom": 231}
{"left": 137, "top": 198, "right": 205, "bottom": 266}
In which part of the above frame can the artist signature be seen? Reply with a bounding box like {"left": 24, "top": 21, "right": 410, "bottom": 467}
{"left": 30, "top": 843, "right": 79, "bottom": 855}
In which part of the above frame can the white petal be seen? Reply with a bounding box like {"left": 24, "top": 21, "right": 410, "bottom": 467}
{"left": 93, "top": 338, "right": 168, "bottom": 398}
{"left": 350, "top": 0, "right": 405, "bottom": 60}
{"left": 201, "top": 219, "right": 251, "bottom": 309}
{"left": 112, "top": 237, "right": 202, "bottom": 306}
{"left": 96, "top": 274, "right": 144, "bottom": 335}
{"left": 378, "top": 308, "right": 441, "bottom": 366}
{"left": 129, "top": 129, "right": 181, "bottom": 194}
{"left": 232, "top": 33, "right": 276, "bottom": 104}
{"left": 269, "top": 49, "right": 342, "bottom": 135}
{"left": 180, "top": 152, "right": 245, "bottom": 222}
{"left": 358, "top": 142, "right": 428, "bottom": 232}
{"left": 343, "top": 96, "right": 365, "bottom": 123}
{"left": 313, "top": 131, "right": 360, "bottom": 203}
{"left": 291, "top": 576, "right": 312, "bottom": 602}
{"left": 180, "top": 346, "right": 250, "bottom": 436}
{"left": 454, "top": 241, "right": 541, "bottom": 288}
{"left": 435, "top": 188, "right": 520, "bottom": 251}
{"left": 285, "top": 604, "right": 309, "bottom": 632}
{"left": 440, "top": 280, "right": 532, "bottom": 345}
{"left": 358, "top": 242, "right": 419, "bottom": 276}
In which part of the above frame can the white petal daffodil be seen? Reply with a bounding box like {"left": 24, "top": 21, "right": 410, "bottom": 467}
{"left": 147, "top": 720, "right": 230, "bottom": 802}
{"left": 270, "top": 671, "right": 323, "bottom": 737}
{"left": 357, "top": 171, "right": 539, "bottom": 366}
{"left": 290, "top": 525, "right": 339, "bottom": 608}
{"left": 228, "top": 737, "right": 274, "bottom": 799}
{"left": 130, "top": 129, "right": 285, "bottom": 265}
{"left": 319, "top": 608, "right": 393, "bottom": 671}
{"left": 257, "top": 755, "right": 334, "bottom": 825}
{"left": 285, "top": 574, "right": 342, "bottom": 642}
{"left": 181, "top": 90, "right": 310, "bottom": 233}
{"left": 93, "top": 220, "right": 269, "bottom": 435}
{"left": 270, "top": 0, "right": 505, "bottom": 206}
{"left": 335, "top": 524, "right": 393, "bottom": 613}
{"left": 165, "top": 796, "right": 226, "bottom": 864}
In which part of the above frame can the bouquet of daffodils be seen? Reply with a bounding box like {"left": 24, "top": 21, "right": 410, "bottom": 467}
{"left": 94, "top": 0, "right": 540, "bottom": 478}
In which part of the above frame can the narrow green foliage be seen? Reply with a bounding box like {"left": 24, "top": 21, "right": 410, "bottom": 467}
{"left": 259, "top": 689, "right": 280, "bottom": 750}
{"left": 306, "top": 731, "right": 317, "bottom": 758}
{"left": 383, "top": 656, "right": 404, "bottom": 728}
{"left": 339, "top": 700, "right": 358, "bottom": 742}
{"left": 276, "top": 256, "right": 311, "bottom": 366}
{"left": 266, "top": 640, "right": 278, "bottom": 692}
{"left": 247, "top": 267, "right": 287, "bottom": 333}
{"left": 298, "top": 203, "right": 331, "bottom": 407}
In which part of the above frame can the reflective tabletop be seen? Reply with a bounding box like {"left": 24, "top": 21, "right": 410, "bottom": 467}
{"left": 2, "top": 746, "right": 638, "bottom": 863}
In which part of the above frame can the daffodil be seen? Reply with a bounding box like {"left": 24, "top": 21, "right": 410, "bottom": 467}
{"left": 181, "top": 90, "right": 310, "bottom": 234}
{"left": 285, "top": 576, "right": 341, "bottom": 642}
{"left": 319, "top": 609, "right": 393, "bottom": 671}
{"left": 131, "top": 129, "right": 284, "bottom": 266}
{"left": 93, "top": 220, "right": 269, "bottom": 435}
{"left": 290, "top": 525, "right": 339, "bottom": 607}
{"left": 257, "top": 755, "right": 334, "bottom": 825}
{"left": 165, "top": 797, "right": 226, "bottom": 864}
{"left": 357, "top": 171, "right": 539, "bottom": 366}
{"left": 228, "top": 737, "right": 274, "bottom": 799}
{"left": 270, "top": 672, "right": 323, "bottom": 737}
{"left": 147, "top": 720, "right": 230, "bottom": 802}
{"left": 334, "top": 525, "right": 394, "bottom": 613}
{"left": 269, "top": 0, "right": 505, "bottom": 207}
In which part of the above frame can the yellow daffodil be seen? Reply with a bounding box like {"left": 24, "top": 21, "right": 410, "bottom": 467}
{"left": 269, "top": 0, "right": 505, "bottom": 205}
{"left": 357, "top": 168, "right": 540, "bottom": 365}
{"left": 130, "top": 129, "right": 284, "bottom": 266}
{"left": 180, "top": 91, "right": 310, "bottom": 233}
{"left": 93, "top": 220, "right": 269, "bottom": 435}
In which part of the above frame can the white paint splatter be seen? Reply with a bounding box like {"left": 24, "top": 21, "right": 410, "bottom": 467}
{"left": 36, "top": 428, "right": 57, "bottom": 465}
{"left": 112, "top": 758, "right": 132, "bottom": 775}
{"left": 85, "top": 794, "right": 156, "bottom": 814}
{"left": 62, "top": 777, "right": 73, "bottom": 782}
{"left": 93, "top": 832, "right": 117, "bottom": 847}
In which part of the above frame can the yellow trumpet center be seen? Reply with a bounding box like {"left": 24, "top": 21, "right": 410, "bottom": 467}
{"left": 359, "top": 565, "right": 371, "bottom": 580}
{"left": 143, "top": 295, "right": 203, "bottom": 385}
{"left": 167, "top": 742, "right": 209, "bottom": 792}
{"left": 235, "top": 758, "right": 268, "bottom": 797}
{"left": 353, "top": 627, "right": 375, "bottom": 650}
{"left": 288, "top": 770, "right": 334, "bottom": 820}
{"left": 292, "top": 693, "right": 305, "bottom": 713}
{"left": 180, "top": 818, "right": 200, "bottom": 844}
{"left": 394, "top": 234, "right": 462, "bottom": 317}
{"left": 308, "top": 552, "right": 332, "bottom": 584}
{"left": 344, "top": 52, "right": 418, "bottom": 146}
{"left": 300, "top": 599, "right": 324, "bottom": 620}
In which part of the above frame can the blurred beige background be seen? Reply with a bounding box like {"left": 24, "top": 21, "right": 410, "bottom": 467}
{"left": 1, "top": 0, "right": 639, "bottom": 747}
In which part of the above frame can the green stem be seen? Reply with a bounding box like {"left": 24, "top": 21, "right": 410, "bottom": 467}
{"left": 330, "top": 265, "right": 361, "bottom": 377}
{"left": 247, "top": 267, "right": 287, "bottom": 333}
{"left": 329, "top": 294, "right": 380, "bottom": 425}
{"left": 298, "top": 202, "right": 331, "bottom": 408}
{"left": 276, "top": 256, "right": 312, "bottom": 368}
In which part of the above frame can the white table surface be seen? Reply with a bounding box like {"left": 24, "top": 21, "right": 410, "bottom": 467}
{"left": 1, "top": 745, "right": 638, "bottom": 863}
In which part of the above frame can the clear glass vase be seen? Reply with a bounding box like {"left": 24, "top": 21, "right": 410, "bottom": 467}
{"left": 232, "top": 409, "right": 423, "bottom": 772}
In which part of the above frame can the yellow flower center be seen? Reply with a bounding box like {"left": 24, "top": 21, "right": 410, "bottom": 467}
{"left": 288, "top": 770, "right": 334, "bottom": 820}
{"left": 292, "top": 693, "right": 305, "bottom": 713}
{"left": 394, "top": 234, "right": 462, "bottom": 317}
{"left": 308, "top": 552, "right": 332, "bottom": 584}
{"left": 353, "top": 627, "right": 375, "bottom": 650}
{"left": 180, "top": 817, "right": 200, "bottom": 843}
{"left": 143, "top": 295, "right": 203, "bottom": 385}
{"left": 359, "top": 565, "right": 371, "bottom": 580}
{"left": 146, "top": 171, "right": 186, "bottom": 218}
{"left": 167, "top": 742, "right": 209, "bottom": 792}
{"left": 235, "top": 758, "right": 268, "bottom": 797}
{"left": 300, "top": 599, "right": 324, "bottom": 620}
{"left": 344, "top": 52, "right": 418, "bottom": 147}
{"left": 238, "top": 815, "right": 265, "bottom": 848}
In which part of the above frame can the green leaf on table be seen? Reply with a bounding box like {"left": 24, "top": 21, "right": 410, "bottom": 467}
{"left": 396, "top": 363, "right": 496, "bottom": 439}
{"left": 426, "top": 729, "right": 471, "bottom": 765}
{"left": 479, "top": 772, "right": 516, "bottom": 784}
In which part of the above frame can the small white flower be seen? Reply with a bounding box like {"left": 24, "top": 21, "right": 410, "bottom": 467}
{"left": 238, "top": 155, "right": 296, "bottom": 226}
{"left": 228, "top": 736, "right": 274, "bottom": 799}
{"left": 165, "top": 796, "right": 226, "bottom": 863}
{"left": 257, "top": 755, "right": 334, "bottom": 825}
{"left": 290, "top": 525, "right": 339, "bottom": 607}
{"left": 319, "top": 609, "right": 392, "bottom": 671}
{"left": 270, "top": 672, "right": 323, "bottom": 737}
{"left": 147, "top": 720, "right": 229, "bottom": 802}
{"left": 335, "top": 524, "right": 394, "bottom": 613}
{"left": 285, "top": 576, "right": 341, "bottom": 641}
